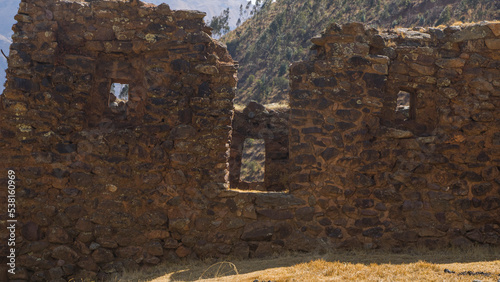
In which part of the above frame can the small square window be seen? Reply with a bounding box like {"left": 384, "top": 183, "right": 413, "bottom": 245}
{"left": 110, "top": 82, "right": 129, "bottom": 102}
{"left": 396, "top": 90, "right": 411, "bottom": 119}
{"left": 109, "top": 82, "right": 129, "bottom": 112}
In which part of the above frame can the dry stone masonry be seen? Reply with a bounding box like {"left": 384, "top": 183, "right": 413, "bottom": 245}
{"left": 0, "top": 0, "right": 499, "bottom": 280}
{"left": 0, "top": 0, "right": 237, "bottom": 280}
{"left": 229, "top": 102, "right": 289, "bottom": 192}
{"left": 289, "top": 22, "right": 500, "bottom": 249}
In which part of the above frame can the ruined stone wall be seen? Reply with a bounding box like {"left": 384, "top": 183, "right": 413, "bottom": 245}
{"left": 0, "top": 0, "right": 237, "bottom": 280}
{"left": 229, "top": 102, "right": 289, "bottom": 191}
{"left": 1, "top": 1, "right": 499, "bottom": 280}
{"left": 289, "top": 22, "right": 500, "bottom": 249}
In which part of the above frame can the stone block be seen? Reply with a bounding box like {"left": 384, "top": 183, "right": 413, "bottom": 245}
{"left": 52, "top": 246, "right": 79, "bottom": 263}
{"left": 362, "top": 227, "right": 383, "bottom": 238}
{"left": 435, "top": 58, "right": 465, "bottom": 68}
{"left": 21, "top": 222, "right": 39, "bottom": 241}
{"left": 295, "top": 207, "right": 315, "bottom": 221}
{"left": 450, "top": 25, "right": 493, "bottom": 42}
{"left": 409, "top": 63, "right": 436, "bottom": 75}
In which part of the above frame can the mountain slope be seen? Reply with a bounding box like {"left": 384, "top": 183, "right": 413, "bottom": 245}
{"left": 222, "top": 0, "right": 500, "bottom": 106}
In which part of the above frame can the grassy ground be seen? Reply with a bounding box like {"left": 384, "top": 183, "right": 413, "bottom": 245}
{"left": 115, "top": 245, "right": 500, "bottom": 281}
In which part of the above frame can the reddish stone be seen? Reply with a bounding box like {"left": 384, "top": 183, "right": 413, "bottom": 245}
{"left": 77, "top": 257, "right": 99, "bottom": 272}
{"left": 143, "top": 254, "right": 161, "bottom": 265}
{"left": 91, "top": 248, "right": 114, "bottom": 264}
{"left": 21, "top": 222, "right": 39, "bottom": 241}
{"left": 284, "top": 231, "right": 318, "bottom": 252}
{"left": 482, "top": 197, "right": 500, "bottom": 211}
{"left": 175, "top": 246, "right": 191, "bottom": 258}
{"left": 241, "top": 222, "right": 274, "bottom": 241}
{"left": 224, "top": 217, "right": 246, "bottom": 230}
{"left": 51, "top": 246, "right": 79, "bottom": 263}
{"left": 295, "top": 207, "right": 315, "bottom": 221}
{"left": 164, "top": 238, "right": 181, "bottom": 249}
{"left": 144, "top": 241, "right": 164, "bottom": 256}
{"left": 392, "top": 231, "right": 418, "bottom": 242}
{"left": 115, "top": 246, "right": 144, "bottom": 262}
{"left": 472, "top": 183, "right": 492, "bottom": 196}
{"left": 47, "top": 227, "right": 71, "bottom": 244}
{"left": 362, "top": 227, "right": 383, "bottom": 238}
{"left": 256, "top": 209, "right": 293, "bottom": 220}
{"left": 96, "top": 237, "right": 118, "bottom": 248}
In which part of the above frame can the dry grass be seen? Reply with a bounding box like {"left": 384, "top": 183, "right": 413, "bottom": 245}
{"left": 114, "top": 245, "right": 500, "bottom": 282}
{"left": 233, "top": 102, "right": 290, "bottom": 113}
{"left": 226, "top": 188, "right": 288, "bottom": 193}
{"left": 233, "top": 104, "right": 246, "bottom": 112}
{"left": 264, "top": 102, "right": 290, "bottom": 111}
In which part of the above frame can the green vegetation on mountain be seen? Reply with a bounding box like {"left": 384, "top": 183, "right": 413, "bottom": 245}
{"left": 208, "top": 7, "right": 231, "bottom": 37}
{"left": 240, "top": 138, "right": 266, "bottom": 182}
{"left": 222, "top": 0, "right": 500, "bottom": 106}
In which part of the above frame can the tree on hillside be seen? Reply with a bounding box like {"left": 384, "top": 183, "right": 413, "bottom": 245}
{"left": 253, "top": 0, "right": 262, "bottom": 14}
{"left": 261, "top": 0, "right": 272, "bottom": 10}
{"left": 208, "top": 8, "right": 230, "bottom": 37}
{"left": 245, "top": 1, "right": 251, "bottom": 16}
{"left": 119, "top": 84, "right": 129, "bottom": 100}
{"left": 238, "top": 1, "right": 257, "bottom": 24}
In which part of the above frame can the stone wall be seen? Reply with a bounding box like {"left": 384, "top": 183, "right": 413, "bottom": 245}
{"left": 0, "top": 1, "right": 499, "bottom": 280}
{"left": 229, "top": 102, "right": 289, "bottom": 191}
{"left": 0, "top": 0, "right": 237, "bottom": 280}
{"left": 289, "top": 22, "right": 500, "bottom": 249}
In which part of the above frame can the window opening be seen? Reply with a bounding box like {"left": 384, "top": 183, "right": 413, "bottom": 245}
{"left": 239, "top": 138, "right": 265, "bottom": 183}
{"left": 395, "top": 90, "right": 411, "bottom": 120}
{"left": 110, "top": 82, "right": 129, "bottom": 102}
{"left": 109, "top": 82, "right": 129, "bottom": 112}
